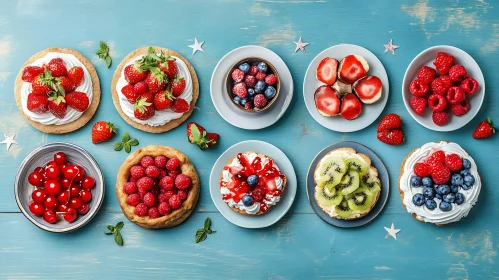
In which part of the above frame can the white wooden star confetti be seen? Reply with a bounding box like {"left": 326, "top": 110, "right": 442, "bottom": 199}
{"left": 383, "top": 39, "right": 399, "bottom": 55}
{"left": 1, "top": 133, "right": 17, "bottom": 151}
{"left": 293, "top": 36, "right": 309, "bottom": 53}
{"left": 188, "top": 37, "right": 204, "bottom": 55}
{"left": 384, "top": 223, "right": 401, "bottom": 240}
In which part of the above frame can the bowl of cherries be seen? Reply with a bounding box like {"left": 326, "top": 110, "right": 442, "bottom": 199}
{"left": 14, "top": 142, "right": 104, "bottom": 232}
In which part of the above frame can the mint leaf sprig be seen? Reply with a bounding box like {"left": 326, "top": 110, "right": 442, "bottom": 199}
{"left": 105, "top": 221, "right": 124, "bottom": 246}
{"left": 195, "top": 218, "right": 216, "bottom": 243}
{"left": 96, "top": 41, "right": 112, "bottom": 68}
{"left": 114, "top": 132, "right": 139, "bottom": 153}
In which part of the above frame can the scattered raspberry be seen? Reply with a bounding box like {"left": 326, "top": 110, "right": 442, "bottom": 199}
{"left": 448, "top": 64, "right": 468, "bottom": 81}
{"left": 177, "top": 190, "right": 187, "bottom": 201}
{"left": 232, "top": 82, "right": 247, "bottom": 98}
{"left": 123, "top": 182, "right": 138, "bottom": 195}
{"left": 137, "top": 177, "right": 155, "bottom": 192}
{"left": 163, "top": 190, "right": 175, "bottom": 201}
{"left": 140, "top": 156, "right": 154, "bottom": 168}
{"left": 130, "top": 165, "right": 145, "bottom": 179}
{"left": 446, "top": 86, "right": 465, "bottom": 105}
{"left": 433, "top": 52, "right": 455, "bottom": 74}
{"left": 154, "top": 156, "right": 168, "bottom": 169}
{"left": 169, "top": 195, "right": 182, "bottom": 209}
{"left": 451, "top": 99, "right": 470, "bottom": 116}
{"left": 417, "top": 66, "right": 436, "bottom": 84}
{"left": 168, "top": 169, "right": 180, "bottom": 178}
{"left": 445, "top": 154, "right": 463, "bottom": 171}
{"left": 158, "top": 202, "right": 171, "bottom": 215}
{"left": 166, "top": 157, "right": 180, "bottom": 171}
{"left": 244, "top": 102, "right": 254, "bottom": 110}
{"left": 244, "top": 75, "right": 257, "bottom": 88}
{"left": 431, "top": 164, "right": 451, "bottom": 184}
{"left": 252, "top": 187, "right": 265, "bottom": 202}
{"left": 460, "top": 77, "right": 479, "bottom": 96}
{"left": 127, "top": 194, "right": 141, "bottom": 206}
{"left": 410, "top": 79, "right": 429, "bottom": 97}
{"left": 410, "top": 96, "right": 427, "bottom": 115}
{"left": 143, "top": 192, "right": 156, "bottom": 207}
{"left": 255, "top": 72, "right": 267, "bottom": 81}
{"left": 431, "top": 75, "right": 453, "bottom": 95}
{"left": 148, "top": 207, "right": 160, "bottom": 219}
{"left": 249, "top": 65, "right": 258, "bottom": 76}
{"left": 265, "top": 74, "right": 277, "bottom": 85}
{"left": 253, "top": 94, "right": 268, "bottom": 109}
{"left": 134, "top": 203, "right": 148, "bottom": 217}
{"left": 145, "top": 166, "right": 160, "bottom": 178}
{"left": 432, "top": 111, "right": 450, "bottom": 126}
{"left": 428, "top": 94, "right": 448, "bottom": 112}
{"left": 159, "top": 176, "right": 175, "bottom": 190}
{"left": 231, "top": 69, "right": 245, "bottom": 82}
{"left": 413, "top": 162, "right": 430, "bottom": 177}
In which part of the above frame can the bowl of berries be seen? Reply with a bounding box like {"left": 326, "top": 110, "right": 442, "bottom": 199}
{"left": 226, "top": 57, "right": 280, "bottom": 113}
{"left": 403, "top": 45, "right": 485, "bottom": 132}
{"left": 14, "top": 143, "right": 104, "bottom": 232}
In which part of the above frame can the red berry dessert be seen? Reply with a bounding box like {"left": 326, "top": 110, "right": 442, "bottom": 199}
{"left": 220, "top": 151, "right": 287, "bottom": 215}
{"left": 116, "top": 145, "right": 199, "bottom": 228}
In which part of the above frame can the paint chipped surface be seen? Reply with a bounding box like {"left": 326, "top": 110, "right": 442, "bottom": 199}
{"left": 250, "top": 2, "right": 271, "bottom": 16}
{"left": 255, "top": 23, "right": 295, "bottom": 46}
{"left": 374, "top": 266, "right": 393, "bottom": 270}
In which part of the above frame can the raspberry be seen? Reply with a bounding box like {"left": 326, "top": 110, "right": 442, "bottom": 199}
{"left": 249, "top": 65, "right": 258, "bottom": 76}
{"left": 140, "top": 156, "right": 154, "bottom": 168}
{"left": 244, "top": 75, "right": 256, "bottom": 88}
{"left": 178, "top": 190, "right": 187, "bottom": 201}
{"left": 410, "top": 79, "right": 429, "bottom": 97}
{"left": 163, "top": 190, "right": 175, "bottom": 201}
{"left": 410, "top": 96, "right": 427, "bottom": 115}
{"left": 417, "top": 66, "right": 436, "bottom": 84}
{"left": 433, "top": 52, "right": 455, "bottom": 74}
{"left": 154, "top": 156, "right": 168, "bottom": 169}
{"left": 231, "top": 69, "right": 245, "bottom": 82}
{"left": 253, "top": 94, "right": 268, "bottom": 109}
{"left": 413, "top": 162, "right": 430, "bottom": 177}
{"left": 159, "top": 176, "right": 174, "bottom": 190}
{"left": 427, "top": 151, "right": 446, "bottom": 165}
{"left": 255, "top": 72, "right": 266, "bottom": 81}
{"left": 431, "top": 164, "right": 451, "bottom": 184}
{"left": 137, "top": 177, "right": 155, "bottom": 192}
{"left": 252, "top": 187, "right": 265, "bottom": 202}
{"left": 428, "top": 94, "right": 448, "bottom": 112}
{"left": 168, "top": 169, "right": 180, "bottom": 178}
{"left": 129, "top": 176, "right": 138, "bottom": 183}
{"left": 446, "top": 87, "right": 465, "bottom": 105}
{"left": 232, "top": 82, "right": 247, "bottom": 98}
{"left": 166, "top": 157, "right": 180, "bottom": 171}
{"left": 448, "top": 64, "right": 467, "bottom": 81}
{"left": 130, "top": 165, "right": 145, "bottom": 179}
{"left": 127, "top": 194, "right": 141, "bottom": 206}
{"left": 159, "top": 170, "right": 167, "bottom": 179}
{"left": 451, "top": 99, "right": 470, "bottom": 116}
{"left": 123, "top": 182, "right": 138, "bottom": 195}
{"left": 244, "top": 102, "right": 254, "bottom": 110}
{"left": 432, "top": 111, "right": 450, "bottom": 126}
{"left": 134, "top": 203, "right": 148, "bottom": 217}
{"left": 169, "top": 195, "right": 182, "bottom": 209}
{"left": 431, "top": 75, "right": 452, "bottom": 95}
{"left": 145, "top": 166, "right": 160, "bottom": 178}
{"left": 445, "top": 154, "right": 463, "bottom": 171}
{"left": 265, "top": 74, "right": 277, "bottom": 85}
{"left": 175, "top": 174, "right": 191, "bottom": 190}
{"left": 143, "top": 192, "right": 156, "bottom": 207}
{"left": 148, "top": 207, "right": 160, "bottom": 219}
{"left": 460, "top": 78, "right": 479, "bottom": 96}
{"left": 158, "top": 202, "right": 171, "bottom": 215}
{"left": 158, "top": 193, "right": 167, "bottom": 203}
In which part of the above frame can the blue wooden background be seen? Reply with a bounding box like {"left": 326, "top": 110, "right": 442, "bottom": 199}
{"left": 1, "top": 0, "right": 498, "bottom": 279}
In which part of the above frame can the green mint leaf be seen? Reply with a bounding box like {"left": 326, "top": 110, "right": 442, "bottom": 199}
{"left": 204, "top": 218, "right": 211, "bottom": 230}
{"left": 115, "top": 221, "right": 124, "bottom": 231}
{"left": 124, "top": 144, "right": 131, "bottom": 153}
{"left": 195, "top": 229, "right": 207, "bottom": 243}
{"left": 206, "top": 229, "right": 212, "bottom": 234}
{"left": 104, "top": 231, "right": 113, "bottom": 235}
{"left": 114, "top": 232, "right": 124, "bottom": 246}
{"left": 107, "top": 225, "right": 115, "bottom": 231}
{"left": 191, "top": 124, "right": 201, "bottom": 141}
{"left": 114, "top": 142, "right": 124, "bottom": 151}
{"left": 122, "top": 132, "right": 130, "bottom": 142}
{"left": 105, "top": 56, "right": 112, "bottom": 68}
{"left": 100, "top": 40, "right": 107, "bottom": 51}
{"left": 128, "top": 139, "right": 139, "bottom": 146}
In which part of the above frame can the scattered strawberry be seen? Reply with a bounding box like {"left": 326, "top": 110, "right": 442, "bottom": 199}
{"left": 377, "top": 128, "right": 404, "bottom": 145}
{"left": 133, "top": 81, "right": 148, "bottom": 95}
{"left": 446, "top": 86, "right": 465, "bottom": 105}
{"left": 172, "top": 98, "right": 189, "bottom": 113}
{"left": 460, "top": 77, "right": 479, "bottom": 96}
{"left": 377, "top": 113, "right": 402, "bottom": 132}
{"left": 134, "top": 93, "right": 155, "bottom": 120}
{"left": 472, "top": 118, "right": 495, "bottom": 139}
{"left": 410, "top": 79, "right": 429, "bottom": 97}
{"left": 451, "top": 99, "right": 470, "bottom": 116}
{"left": 158, "top": 56, "right": 178, "bottom": 80}
{"left": 431, "top": 75, "right": 452, "bottom": 95}
{"left": 265, "top": 74, "right": 277, "bottom": 85}
{"left": 145, "top": 68, "right": 167, "bottom": 93}
{"left": 154, "top": 90, "right": 174, "bottom": 111}
{"left": 253, "top": 94, "right": 268, "bottom": 109}
{"left": 231, "top": 69, "right": 245, "bottom": 83}
{"left": 255, "top": 71, "right": 267, "bottom": 81}
{"left": 448, "top": 64, "right": 467, "bottom": 81}
{"left": 121, "top": 84, "right": 140, "bottom": 104}
{"left": 65, "top": 91, "right": 89, "bottom": 112}
{"left": 244, "top": 75, "right": 257, "bottom": 88}
{"left": 27, "top": 93, "right": 49, "bottom": 114}
{"left": 47, "top": 58, "right": 67, "bottom": 77}
{"left": 432, "top": 111, "right": 450, "bottom": 126}
{"left": 416, "top": 66, "right": 436, "bottom": 84}
{"left": 445, "top": 154, "right": 463, "bottom": 171}
{"left": 22, "top": 66, "right": 44, "bottom": 83}
{"left": 428, "top": 94, "right": 448, "bottom": 112}
{"left": 414, "top": 162, "right": 430, "bottom": 177}
{"left": 124, "top": 64, "right": 147, "bottom": 84}
{"left": 91, "top": 121, "right": 117, "bottom": 144}
{"left": 232, "top": 82, "right": 247, "bottom": 98}
{"left": 433, "top": 52, "right": 455, "bottom": 75}
{"left": 431, "top": 164, "right": 451, "bottom": 184}
{"left": 171, "top": 75, "right": 186, "bottom": 97}
{"left": 186, "top": 122, "right": 219, "bottom": 150}
{"left": 410, "top": 96, "right": 427, "bottom": 115}
{"left": 67, "top": 66, "right": 84, "bottom": 87}
{"left": 48, "top": 95, "right": 67, "bottom": 119}
{"left": 249, "top": 65, "right": 258, "bottom": 76}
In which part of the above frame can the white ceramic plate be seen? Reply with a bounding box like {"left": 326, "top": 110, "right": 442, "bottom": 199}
{"left": 303, "top": 44, "right": 389, "bottom": 132}
{"left": 209, "top": 140, "right": 297, "bottom": 228}
{"left": 210, "top": 45, "right": 294, "bottom": 130}
{"left": 402, "top": 45, "right": 485, "bottom": 131}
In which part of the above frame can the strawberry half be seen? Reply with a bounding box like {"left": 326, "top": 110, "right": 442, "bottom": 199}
{"left": 314, "top": 85, "right": 340, "bottom": 116}
{"left": 338, "top": 55, "right": 369, "bottom": 84}
{"left": 65, "top": 91, "right": 89, "bottom": 112}
{"left": 186, "top": 122, "right": 219, "bottom": 150}
{"left": 316, "top": 57, "right": 338, "bottom": 85}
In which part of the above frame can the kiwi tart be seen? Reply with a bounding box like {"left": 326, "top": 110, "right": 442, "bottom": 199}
{"left": 313, "top": 147, "right": 381, "bottom": 220}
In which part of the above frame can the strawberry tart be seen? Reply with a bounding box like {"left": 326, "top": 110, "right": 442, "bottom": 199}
{"left": 116, "top": 145, "right": 199, "bottom": 228}
{"left": 111, "top": 47, "right": 199, "bottom": 133}
{"left": 14, "top": 48, "right": 100, "bottom": 134}
{"left": 219, "top": 151, "right": 287, "bottom": 215}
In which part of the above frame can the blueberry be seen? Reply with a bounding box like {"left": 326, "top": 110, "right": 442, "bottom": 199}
{"left": 257, "top": 62, "right": 268, "bottom": 73}
{"left": 462, "top": 159, "right": 471, "bottom": 170}
{"left": 435, "top": 193, "right": 443, "bottom": 200}
{"left": 255, "top": 80, "right": 266, "bottom": 93}
{"left": 248, "top": 88, "right": 256, "bottom": 97}
{"left": 443, "top": 193, "right": 456, "bottom": 203}
{"left": 233, "top": 96, "right": 241, "bottom": 105}
{"left": 455, "top": 193, "right": 465, "bottom": 205}
{"left": 450, "top": 185, "right": 459, "bottom": 193}
{"left": 264, "top": 86, "right": 276, "bottom": 99}
{"left": 439, "top": 201, "right": 453, "bottom": 212}
{"left": 436, "top": 184, "right": 450, "bottom": 195}
{"left": 425, "top": 199, "right": 437, "bottom": 210}
{"left": 242, "top": 195, "right": 254, "bottom": 206}
{"left": 460, "top": 169, "right": 470, "bottom": 177}
{"left": 412, "top": 193, "right": 425, "bottom": 206}
{"left": 451, "top": 174, "right": 463, "bottom": 186}
{"left": 422, "top": 177, "right": 433, "bottom": 187}
{"left": 464, "top": 174, "right": 475, "bottom": 187}
{"left": 247, "top": 174, "right": 259, "bottom": 186}
{"left": 410, "top": 176, "right": 422, "bottom": 187}
{"left": 238, "top": 63, "right": 250, "bottom": 73}
{"left": 423, "top": 187, "right": 435, "bottom": 199}
{"left": 461, "top": 183, "right": 472, "bottom": 190}
{"left": 240, "top": 98, "right": 248, "bottom": 106}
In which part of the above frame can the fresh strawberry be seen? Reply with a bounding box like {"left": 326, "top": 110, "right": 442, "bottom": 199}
{"left": 22, "top": 66, "right": 44, "bottom": 83}
{"left": 416, "top": 66, "right": 436, "bottom": 84}
{"left": 32, "top": 69, "right": 55, "bottom": 96}
{"left": 472, "top": 118, "right": 495, "bottom": 139}
{"left": 432, "top": 111, "right": 450, "bottom": 126}
{"left": 172, "top": 98, "right": 189, "bottom": 113}
{"left": 186, "top": 122, "right": 219, "bottom": 150}
{"left": 91, "top": 121, "right": 117, "bottom": 144}
{"left": 133, "top": 81, "right": 148, "bottom": 95}
{"left": 124, "top": 63, "right": 147, "bottom": 84}
{"left": 377, "top": 128, "right": 404, "bottom": 145}
{"left": 451, "top": 99, "right": 470, "bottom": 116}
{"left": 410, "top": 96, "right": 427, "bottom": 115}
{"left": 47, "top": 95, "right": 67, "bottom": 119}
{"left": 67, "top": 66, "right": 84, "bottom": 87}
{"left": 410, "top": 79, "right": 429, "bottom": 97}
{"left": 134, "top": 93, "right": 155, "bottom": 120}
{"left": 316, "top": 57, "right": 339, "bottom": 85}
{"left": 171, "top": 75, "right": 186, "bottom": 97}
{"left": 445, "top": 154, "right": 463, "bottom": 171}
{"left": 448, "top": 64, "right": 467, "bottom": 81}
{"left": 377, "top": 113, "right": 402, "bottom": 132}
{"left": 65, "top": 91, "right": 89, "bottom": 112}
{"left": 460, "top": 78, "right": 479, "bottom": 96}
{"left": 231, "top": 69, "right": 245, "bottom": 82}
{"left": 47, "top": 58, "right": 67, "bottom": 77}
{"left": 158, "top": 56, "right": 178, "bottom": 80}
{"left": 154, "top": 90, "right": 174, "bottom": 111}
{"left": 145, "top": 68, "right": 167, "bottom": 93}
{"left": 433, "top": 52, "right": 455, "bottom": 75}
{"left": 413, "top": 162, "right": 430, "bottom": 177}
{"left": 121, "top": 84, "right": 140, "bottom": 104}
{"left": 232, "top": 82, "right": 247, "bottom": 98}
{"left": 27, "top": 93, "right": 49, "bottom": 114}
{"left": 56, "top": 76, "right": 75, "bottom": 93}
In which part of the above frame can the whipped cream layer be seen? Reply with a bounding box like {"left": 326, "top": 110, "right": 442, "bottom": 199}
{"left": 400, "top": 142, "right": 481, "bottom": 225}
{"left": 115, "top": 55, "right": 193, "bottom": 127}
{"left": 21, "top": 52, "right": 93, "bottom": 125}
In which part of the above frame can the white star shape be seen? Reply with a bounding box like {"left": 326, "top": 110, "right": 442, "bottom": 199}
{"left": 1, "top": 133, "right": 17, "bottom": 151}
{"left": 293, "top": 36, "right": 309, "bottom": 53}
{"left": 384, "top": 223, "right": 401, "bottom": 240}
{"left": 384, "top": 39, "right": 400, "bottom": 55}
{"left": 188, "top": 37, "right": 204, "bottom": 55}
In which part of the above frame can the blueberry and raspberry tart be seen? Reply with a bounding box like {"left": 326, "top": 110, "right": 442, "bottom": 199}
{"left": 116, "top": 145, "right": 199, "bottom": 228}
{"left": 399, "top": 141, "right": 481, "bottom": 226}
{"left": 220, "top": 151, "right": 287, "bottom": 215}
{"left": 313, "top": 147, "right": 381, "bottom": 220}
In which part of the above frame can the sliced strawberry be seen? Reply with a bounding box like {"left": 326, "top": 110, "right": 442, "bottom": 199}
{"left": 338, "top": 55, "right": 369, "bottom": 84}
{"left": 266, "top": 179, "right": 277, "bottom": 191}
{"left": 314, "top": 85, "right": 340, "bottom": 117}
{"left": 340, "top": 93, "right": 362, "bottom": 120}
{"left": 228, "top": 166, "right": 242, "bottom": 175}
{"left": 316, "top": 57, "right": 338, "bottom": 85}
{"left": 353, "top": 75, "right": 382, "bottom": 104}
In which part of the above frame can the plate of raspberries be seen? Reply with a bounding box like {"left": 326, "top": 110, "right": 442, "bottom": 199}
{"left": 402, "top": 45, "right": 485, "bottom": 132}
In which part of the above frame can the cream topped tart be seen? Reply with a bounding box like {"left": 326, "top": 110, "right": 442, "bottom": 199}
{"left": 313, "top": 147, "right": 381, "bottom": 220}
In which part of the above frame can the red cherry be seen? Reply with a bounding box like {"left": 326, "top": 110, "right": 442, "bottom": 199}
{"left": 60, "top": 164, "right": 70, "bottom": 174}
{"left": 54, "top": 152, "right": 67, "bottom": 165}
{"left": 78, "top": 203, "right": 90, "bottom": 215}
{"left": 73, "top": 165, "right": 85, "bottom": 182}
{"left": 44, "top": 195, "right": 59, "bottom": 210}
{"left": 57, "top": 191, "right": 70, "bottom": 204}
{"left": 45, "top": 160, "right": 57, "bottom": 168}
{"left": 81, "top": 176, "right": 95, "bottom": 189}
{"left": 32, "top": 189, "right": 46, "bottom": 203}
{"left": 63, "top": 165, "right": 78, "bottom": 180}
{"left": 33, "top": 166, "right": 45, "bottom": 174}
{"left": 69, "top": 185, "right": 80, "bottom": 197}
{"left": 69, "top": 197, "right": 82, "bottom": 209}
{"left": 61, "top": 178, "right": 71, "bottom": 189}
{"left": 79, "top": 189, "right": 92, "bottom": 203}
{"left": 45, "top": 165, "right": 61, "bottom": 179}
{"left": 63, "top": 207, "right": 78, "bottom": 223}
{"left": 28, "top": 172, "right": 44, "bottom": 187}
{"left": 44, "top": 179, "right": 62, "bottom": 196}
{"left": 43, "top": 210, "right": 57, "bottom": 224}
{"left": 57, "top": 204, "right": 69, "bottom": 212}
{"left": 29, "top": 202, "right": 44, "bottom": 216}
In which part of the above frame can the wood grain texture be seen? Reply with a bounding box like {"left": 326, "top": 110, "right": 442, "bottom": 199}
{"left": 0, "top": 0, "right": 498, "bottom": 279}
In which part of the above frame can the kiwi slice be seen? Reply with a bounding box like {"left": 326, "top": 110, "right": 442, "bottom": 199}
{"left": 345, "top": 158, "right": 368, "bottom": 176}
{"left": 347, "top": 187, "right": 374, "bottom": 211}
{"left": 317, "top": 157, "right": 346, "bottom": 189}
{"left": 335, "top": 198, "right": 353, "bottom": 218}
{"left": 336, "top": 170, "right": 360, "bottom": 195}
{"left": 360, "top": 174, "right": 381, "bottom": 194}
{"left": 315, "top": 186, "right": 344, "bottom": 206}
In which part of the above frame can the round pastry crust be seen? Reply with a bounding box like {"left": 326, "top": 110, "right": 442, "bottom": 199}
{"left": 14, "top": 47, "right": 101, "bottom": 134}
{"left": 116, "top": 145, "right": 200, "bottom": 229}
{"left": 111, "top": 47, "right": 199, "bottom": 133}
{"left": 219, "top": 151, "right": 287, "bottom": 216}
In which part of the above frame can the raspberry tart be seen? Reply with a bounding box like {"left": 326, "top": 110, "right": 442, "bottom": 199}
{"left": 116, "top": 145, "right": 199, "bottom": 228}
{"left": 111, "top": 47, "right": 199, "bottom": 133}
{"left": 220, "top": 151, "right": 287, "bottom": 215}
{"left": 14, "top": 48, "right": 100, "bottom": 134}
{"left": 399, "top": 141, "right": 481, "bottom": 226}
